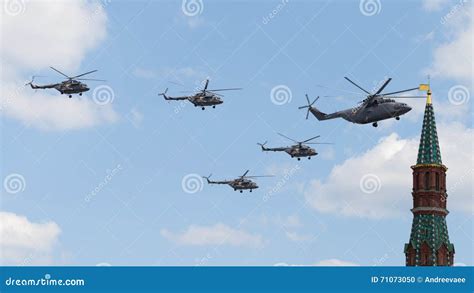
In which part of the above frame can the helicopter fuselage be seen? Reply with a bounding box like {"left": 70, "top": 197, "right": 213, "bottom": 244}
{"left": 190, "top": 94, "right": 223, "bottom": 107}
{"left": 286, "top": 145, "right": 317, "bottom": 158}
{"left": 310, "top": 99, "right": 412, "bottom": 124}
{"left": 56, "top": 80, "right": 90, "bottom": 94}
{"left": 229, "top": 179, "right": 258, "bottom": 191}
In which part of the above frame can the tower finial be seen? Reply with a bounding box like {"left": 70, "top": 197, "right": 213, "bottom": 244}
{"left": 419, "top": 77, "right": 431, "bottom": 104}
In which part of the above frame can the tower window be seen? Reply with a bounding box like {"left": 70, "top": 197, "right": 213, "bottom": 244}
{"left": 435, "top": 173, "right": 440, "bottom": 191}
{"left": 425, "top": 172, "right": 430, "bottom": 190}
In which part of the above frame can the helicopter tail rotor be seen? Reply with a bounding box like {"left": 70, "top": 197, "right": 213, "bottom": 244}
{"left": 298, "top": 94, "right": 320, "bottom": 120}
{"left": 257, "top": 141, "right": 268, "bottom": 151}
{"left": 25, "top": 76, "right": 36, "bottom": 87}
{"left": 202, "top": 174, "right": 212, "bottom": 183}
{"left": 159, "top": 88, "right": 169, "bottom": 100}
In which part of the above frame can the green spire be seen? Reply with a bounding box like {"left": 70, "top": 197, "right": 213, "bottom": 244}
{"left": 416, "top": 93, "right": 442, "bottom": 165}
{"left": 404, "top": 214, "right": 455, "bottom": 265}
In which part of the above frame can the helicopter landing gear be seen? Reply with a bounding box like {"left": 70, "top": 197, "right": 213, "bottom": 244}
{"left": 79, "top": 93, "right": 82, "bottom": 96}
{"left": 372, "top": 122, "right": 378, "bottom": 127}
{"left": 240, "top": 190, "right": 243, "bottom": 193}
{"left": 395, "top": 116, "right": 400, "bottom": 120}
{"left": 249, "top": 189, "right": 252, "bottom": 192}
{"left": 69, "top": 94, "right": 72, "bottom": 98}
{"left": 212, "top": 105, "right": 216, "bottom": 109}
{"left": 202, "top": 107, "right": 205, "bottom": 110}
{"left": 308, "top": 156, "right": 311, "bottom": 160}
{"left": 297, "top": 158, "right": 301, "bottom": 161}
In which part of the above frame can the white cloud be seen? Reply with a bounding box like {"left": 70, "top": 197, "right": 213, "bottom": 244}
{"left": 2, "top": 84, "right": 118, "bottom": 130}
{"left": 426, "top": 4, "right": 473, "bottom": 82}
{"left": 2, "top": 1, "right": 107, "bottom": 71}
{"left": 275, "top": 259, "right": 359, "bottom": 266}
{"left": 304, "top": 122, "right": 473, "bottom": 219}
{"left": 0, "top": 211, "right": 60, "bottom": 265}
{"left": 0, "top": 1, "right": 118, "bottom": 130}
{"left": 161, "top": 223, "right": 263, "bottom": 248}
{"left": 313, "top": 259, "right": 359, "bottom": 266}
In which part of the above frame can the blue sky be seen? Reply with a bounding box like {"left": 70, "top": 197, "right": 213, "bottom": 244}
{"left": 1, "top": 0, "right": 472, "bottom": 266}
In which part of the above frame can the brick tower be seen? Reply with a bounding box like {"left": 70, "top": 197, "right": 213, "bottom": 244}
{"left": 404, "top": 87, "right": 455, "bottom": 266}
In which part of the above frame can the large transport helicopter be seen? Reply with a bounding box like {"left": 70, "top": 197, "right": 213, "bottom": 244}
{"left": 26, "top": 67, "right": 104, "bottom": 98}
{"left": 299, "top": 77, "right": 425, "bottom": 127}
{"left": 203, "top": 170, "right": 273, "bottom": 193}
{"left": 160, "top": 79, "right": 241, "bottom": 110}
{"left": 258, "top": 133, "right": 333, "bottom": 160}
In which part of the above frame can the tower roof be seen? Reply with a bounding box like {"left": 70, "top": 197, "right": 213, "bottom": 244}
{"left": 416, "top": 92, "right": 442, "bottom": 165}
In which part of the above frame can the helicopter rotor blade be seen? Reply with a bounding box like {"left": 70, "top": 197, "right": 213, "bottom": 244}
{"left": 241, "top": 170, "right": 249, "bottom": 177}
{"left": 203, "top": 79, "right": 209, "bottom": 91}
{"left": 381, "top": 95, "right": 427, "bottom": 99}
{"left": 277, "top": 133, "right": 298, "bottom": 143}
{"left": 206, "top": 88, "right": 242, "bottom": 92}
{"left": 302, "top": 135, "right": 321, "bottom": 143}
{"left": 245, "top": 175, "right": 274, "bottom": 178}
{"left": 373, "top": 78, "right": 392, "bottom": 96}
{"left": 50, "top": 66, "right": 71, "bottom": 79}
{"left": 344, "top": 77, "right": 371, "bottom": 95}
{"left": 306, "top": 142, "right": 334, "bottom": 145}
{"left": 381, "top": 87, "right": 419, "bottom": 96}
{"left": 71, "top": 70, "right": 98, "bottom": 79}
{"left": 76, "top": 78, "right": 106, "bottom": 82}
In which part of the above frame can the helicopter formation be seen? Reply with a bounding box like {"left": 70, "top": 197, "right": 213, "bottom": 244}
{"left": 26, "top": 70, "right": 427, "bottom": 193}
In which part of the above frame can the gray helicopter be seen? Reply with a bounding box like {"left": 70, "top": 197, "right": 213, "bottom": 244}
{"left": 26, "top": 67, "right": 104, "bottom": 98}
{"left": 258, "top": 133, "right": 332, "bottom": 160}
{"left": 203, "top": 170, "right": 273, "bottom": 193}
{"left": 160, "top": 79, "right": 241, "bottom": 110}
{"left": 299, "top": 77, "right": 424, "bottom": 127}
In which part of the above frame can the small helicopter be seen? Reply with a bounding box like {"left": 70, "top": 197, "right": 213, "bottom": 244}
{"left": 160, "top": 79, "right": 241, "bottom": 110}
{"left": 203, "top": 170, "right": 273, "bottom": 193}
{"left": 299, "top": 77, "right": 425, "bottom": 127}
{"left": 258, "top": 133, "right": 333, "bottom": 160}
{"left": 26, "top": 67, "right": 104, "bottom": 98}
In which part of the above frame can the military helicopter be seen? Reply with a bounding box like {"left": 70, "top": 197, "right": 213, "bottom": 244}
{"left": 159, "top": 79, "right": 241, "bottom": 110}
{"left": 26, "top": 67, "right": 104, "bottom": 98}
{"left": 299, "top": 77, "right": 425, "bottom": 127}
{"left": 203, "top": 170, "right": 273, "bottom": 193}
{"left": 258, "top": 133, "right": 333, "bottom": 160}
